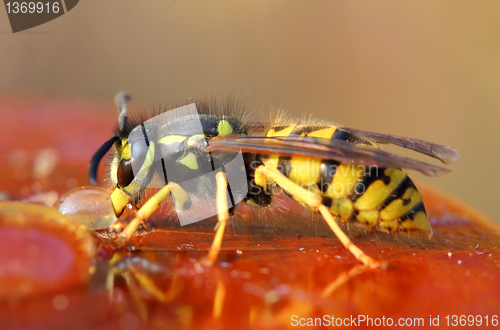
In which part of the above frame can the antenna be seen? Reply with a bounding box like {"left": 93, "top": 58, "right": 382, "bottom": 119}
{"left": 114, "top": 91, "right": 131, "bottom": 131}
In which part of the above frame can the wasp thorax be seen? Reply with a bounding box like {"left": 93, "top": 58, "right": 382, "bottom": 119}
{"left": 110, "top": 109, "right": 249, "bottom": 195}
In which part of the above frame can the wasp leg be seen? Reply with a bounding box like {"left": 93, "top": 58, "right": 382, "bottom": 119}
{"left": 204, "top": 172, "right": 230, "bottom": 266}
{"left": 119, "top": 184, "right": 172, "bottom": 240}
{"left": 255, "top": 165, "right": 381, "bottom": 269}
{"left": 117, "top": 182, "right": 190, "bottom": 243}
{"left": 107, "top": 221, "right": 126, "bottom": 233}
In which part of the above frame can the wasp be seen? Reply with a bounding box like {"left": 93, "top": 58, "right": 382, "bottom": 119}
{"left": 89, "top": 92, "right": 459, "bottom": 269}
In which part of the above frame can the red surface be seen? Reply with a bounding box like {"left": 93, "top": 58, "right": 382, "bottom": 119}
{"left": 0, "top": 203, "right": 95, "bottom": 301}
{"left": 0, "top": 227, "right": 76, "bottom": 281}
{"left": 0, "top": 95, "right": 499, "bottom": 329}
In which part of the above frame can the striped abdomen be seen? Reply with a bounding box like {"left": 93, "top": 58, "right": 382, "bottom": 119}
{"left": 260, "top": 124, "right": 432, "bottom": 236}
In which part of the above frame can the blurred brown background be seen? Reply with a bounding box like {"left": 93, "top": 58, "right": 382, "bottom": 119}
{"left": 1, "top": 1, "right": 499, "bottom": 221}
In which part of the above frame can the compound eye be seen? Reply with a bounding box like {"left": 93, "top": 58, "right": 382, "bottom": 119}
{"left": 131, "top": 138, "right": 149, "bottom": 165}
{"left": 117, "top": 138, "right": 149, "bottom": 187}
{"left": 117, "top": 159, "right": 134, "bottom": 187}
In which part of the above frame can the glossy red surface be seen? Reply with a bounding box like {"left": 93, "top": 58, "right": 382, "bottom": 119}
{"left": 0, "top": 203, "right": 95, "bottom": 300}
{"left": 0, "top": 95, "right": 499, "bottom": 329}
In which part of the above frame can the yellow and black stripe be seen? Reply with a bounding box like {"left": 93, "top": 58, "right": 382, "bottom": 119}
{"left": 257, "top": 124, "right": 432, "bottom": 236}
{"left": 90, "top": 96, "right": 434, "bottom": 239}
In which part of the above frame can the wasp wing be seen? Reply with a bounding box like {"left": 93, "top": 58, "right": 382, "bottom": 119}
{"left": 209, "top": 135, "right": 451, "bottom": 177}
{"left": 342, "top": 128, "right": 459, "bottom": 164}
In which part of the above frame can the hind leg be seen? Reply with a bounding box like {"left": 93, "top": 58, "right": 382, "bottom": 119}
{"left": 255, "top": 165, "right": 381, "bottom": 269}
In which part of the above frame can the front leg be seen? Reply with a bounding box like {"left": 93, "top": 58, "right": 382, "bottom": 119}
{"left": 117, "top": 182, "right": 190, "bottom": 243}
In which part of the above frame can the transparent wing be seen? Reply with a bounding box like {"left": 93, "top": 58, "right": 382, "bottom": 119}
{"left": 208, "top": 135, "right": 452, "bottom": 177}
{"left": 342, "top": 128, "right": 460, "bottom": 164}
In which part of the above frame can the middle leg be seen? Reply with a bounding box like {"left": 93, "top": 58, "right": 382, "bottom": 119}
{"left": 205, "top": 172, "right": 230, "bottom": 266}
